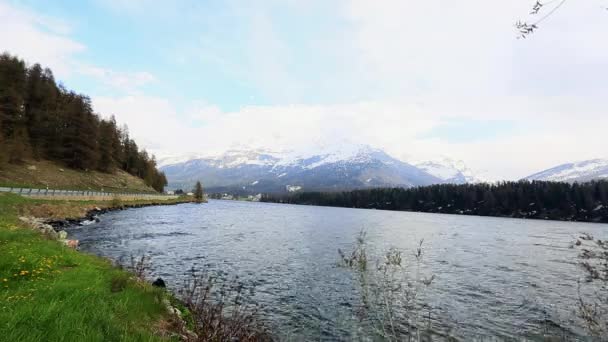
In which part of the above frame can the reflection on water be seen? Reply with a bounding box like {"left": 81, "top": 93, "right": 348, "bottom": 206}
{"left": 67, "top": 200, "right": 607, "bottom": 340}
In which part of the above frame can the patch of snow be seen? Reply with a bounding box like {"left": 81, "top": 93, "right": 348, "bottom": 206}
{"left": 286, "top": 185, "right": 302, "bottom": 192}
{"left": 251, "top": 180, "right": 259, "bottom": 185}
{"left": 158, "top": 153, "right": 205, "bottom": 167}
{"left": 414, "top": 157, "right": 486, "bottom": 183}
{"left": 526, "top": 159, "right": 608, "bottom": 182}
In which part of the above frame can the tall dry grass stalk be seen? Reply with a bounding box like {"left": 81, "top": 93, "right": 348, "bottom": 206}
{"left": 179, "top": 267, "right": 271, "bottom": 342}
{"left": 576, "top": 233, "right": 608, "bottom": 337}
{"left": 339, "top": 231, "right": 435, "bottom": 341}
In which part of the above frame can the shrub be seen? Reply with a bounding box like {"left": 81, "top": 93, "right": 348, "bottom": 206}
{"left": 111, "top": 196, "right": 122, "bottom": 208}
{"left": 575, "top": 233, "right": 608, "bottom": 337}
{"left": 339, "top": 231, "right": 435, "bottom": 341}
{"left": 110, "top": 273, "right": 129, "bottom": 293}
{"left": 128, "top": 255, "right": 151, "bottom": 281}
{"left": 179, "top": 267, "right": 271, "bottom": 341}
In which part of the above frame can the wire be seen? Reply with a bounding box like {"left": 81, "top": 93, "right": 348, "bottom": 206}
{"left": 533, "top": 0, "right": 569, "bottom": 25}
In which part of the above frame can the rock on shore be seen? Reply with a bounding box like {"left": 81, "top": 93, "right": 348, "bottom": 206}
{"left": 19, "top": 216, "right": 79, "bottom": 249}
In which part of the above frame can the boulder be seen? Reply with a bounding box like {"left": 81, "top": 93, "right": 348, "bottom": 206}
{"left": 152, "top": 277, "right": 166, "bottom": 288}
{"left": 58, "top": 230, "right": 68, "bottom": 240}
{"left": 47, "top": 228, "right": 59, "bottom": 239}
{"left": 65, "top": 240, "right": 79, "bottom": 249}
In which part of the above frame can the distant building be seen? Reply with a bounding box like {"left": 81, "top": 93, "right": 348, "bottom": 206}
{"left": 247, "top": 194, "right": 262, "bottom": 202}
{"left": 165, "top": 190, "right": 175, "bottom": 195}
{"left": 187, "top": 192, "right": 194, "bottom": 196}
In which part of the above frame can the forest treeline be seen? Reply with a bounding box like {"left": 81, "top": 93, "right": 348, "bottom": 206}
{"left": 0, "top": 53, "right": 167, "bottom": 192}
{"left": 261, "top": 180, "right": 608, "bottom": 223}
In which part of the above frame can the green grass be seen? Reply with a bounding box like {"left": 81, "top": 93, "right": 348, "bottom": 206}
{"left": 0, "top": 193, "right": 175, "bottom": 341}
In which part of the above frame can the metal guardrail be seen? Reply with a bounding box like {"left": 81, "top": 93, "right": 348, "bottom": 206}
{"left": 0, "top": 187, "right": 176, "bottom": 199}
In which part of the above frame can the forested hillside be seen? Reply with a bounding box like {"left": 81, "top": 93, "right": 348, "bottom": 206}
{"left": 262, "top": 180, "right": 608, "bottom": 223}
{"left": 0, "top": 53, "right": 167, "bottom": 192}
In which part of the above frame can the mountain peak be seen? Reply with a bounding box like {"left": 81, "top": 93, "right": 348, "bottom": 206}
{"left": 160, "top": 144, "right": 442, "bottom": 192}
{"left": 414, "top": 157, "right": 486, "bottom": 184}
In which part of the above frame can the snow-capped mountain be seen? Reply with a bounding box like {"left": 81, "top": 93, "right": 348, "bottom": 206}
{"left": 160, "top": 145, "right": 444, "bottom": 193}
{"left": 525, "top": 159, "right": 608, "bottom": 183}
{"left": 414, "top": 157, "right": 484, "bottom": 184}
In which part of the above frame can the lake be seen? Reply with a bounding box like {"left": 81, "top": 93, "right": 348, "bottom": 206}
{"left": 66, "top": 200, "right": 607, "bottom": 340}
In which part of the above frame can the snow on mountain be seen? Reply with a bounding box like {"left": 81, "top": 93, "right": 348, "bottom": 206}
{"left": 160, "top": 144, "right": 443, "bottom": 193}
{"left": 525, "top": 159, "right": 608, "bottom": 183}
{"left": 157, "top": 153, "right": 206, "bottom": 167}
{"left": 414, "top": 157, "right": 484, "bottom": 184}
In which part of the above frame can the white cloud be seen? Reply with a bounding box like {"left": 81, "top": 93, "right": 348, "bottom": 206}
{"left": 0, "top": 1, "right": 156, "bottom": 94}
{"left": 0, "top": 2, "right": 85, "bottom": 75}
{"left": 342, "top": 0, "right": 608, "bottom": 98}
{"left": 91, "top": 92, "right": 607, "bottom": 180}
{"left": 93, "top": 95, "right": 187, "bottom": 153}
{"left": 78, "top": 65, "right": 156, "bottom": 93}
{"left": 2, "top": 1, "right": 607, "bottom": 180}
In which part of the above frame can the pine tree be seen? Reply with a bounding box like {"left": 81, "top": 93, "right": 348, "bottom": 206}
{"left": 24, "top": 64, "right": 59, "bottom": 158}
{"left": 7, "top": 125, "right": 30, "bottom": 163}
{"left": 0, "top": 53, "right": 168, "bottom": 193}
{"left": 0, "top": 53, "right": 30, "bottom": 161}
{"left": 62, "top": 94, "right": 98, "bottom": 170}
{"left": 194, "top": 181, "right": 204, "bottom": 203}
{"left": 97, "top": 119, "right": 115, "bottom": 172}
{"left": 152, "top": 171, "right": 168, "bottom": 193}
{"left": 0, "top": 121, "right": 7, "bottom": 168}
{"left": 108, "top": 116, "right": 123, "bottom": 167}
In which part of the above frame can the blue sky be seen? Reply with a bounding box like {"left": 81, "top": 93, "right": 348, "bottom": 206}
{"left": 1, "top": 0, "right": 607, "bottom": 179}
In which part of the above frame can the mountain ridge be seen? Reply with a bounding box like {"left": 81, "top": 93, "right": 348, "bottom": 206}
{"left": 524, "top": 158, "right": 608, "bottom": 183}
{"left": 160, "top": 145, "right": 447, "bottom": 193}
{"left": 161, "top": 146, "right": 608, "bottom": 194}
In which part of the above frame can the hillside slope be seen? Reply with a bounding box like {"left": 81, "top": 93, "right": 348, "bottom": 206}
{"left": 0, "top": 159, "right": 157, "bottom": 193}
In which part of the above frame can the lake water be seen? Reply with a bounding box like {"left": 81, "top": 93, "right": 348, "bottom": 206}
{"left": 66, "top": 200, "right": 607, "bottom": 340}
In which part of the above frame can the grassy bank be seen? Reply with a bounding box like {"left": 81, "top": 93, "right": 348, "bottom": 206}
{"left": 0, "top": 159, "right": 158, "bottom": 193}
{"left": 0, "top": 193, "right": 191, "bottom": 341}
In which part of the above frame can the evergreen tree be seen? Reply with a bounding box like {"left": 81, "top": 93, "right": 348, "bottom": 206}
{"left": 97, "top": 119, "right": 116, "bottom": 172}
{"left": 0, "top": 52, "right": 168, "bottom": 192}
{"left": 61, "top": 93, "right": 98, "bottom": 169}
{"left": 24, "top": 64, "right": 59, "bottom": 158}
{"left": 0, "top": 53, "right": 30, "bottom": 161}
{"left": 7, "top": 125, "right": 30, "bottom": 163}
{"left": 0, "top": 121, "right": 7, "bottom": 167}
{"left": 194, "top": 181, "right": 204, "bottom": 202}
{"left": 108, "top": 116, "right": 123, "bottom": 166}
{"left": 261, "top": 180, "right": 608, "bottom": 223}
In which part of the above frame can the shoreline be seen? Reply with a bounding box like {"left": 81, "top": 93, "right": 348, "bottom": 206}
{"left": 0, "top": 193, "right": 197, "bottom": 341}
{"left": 48, "top": 198, "right": 194, "bottom": 230}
